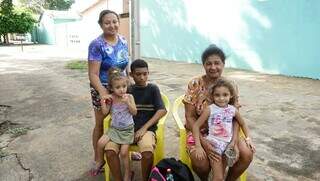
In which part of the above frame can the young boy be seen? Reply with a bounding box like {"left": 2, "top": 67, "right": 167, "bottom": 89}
{"left": 105, "top": 59, "right": 167, "bottom": 181}
{"left": 129, "top": 59, "right": 167, "bottom": 181}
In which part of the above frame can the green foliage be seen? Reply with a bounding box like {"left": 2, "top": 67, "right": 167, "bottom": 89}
{"left": 18, "top": 0, "right": 44, "bottom": 14}
{"left": 7, "top": 127, "right": 29, "bottom": 137}
{"left": 0, "top": 149, "right": 9, "bottom": 158}
{"left": 0, "top": 1, "right": 36, "bottom": 43}
{"left": 19, "top": 0, "right": 75, "bottom": 13}
{"left": 65, "top": 60, "right": 88, "bottom": 70}
{"left": 0, "top": 0, "right": 13, "bottom": 14}
{"left": 44, "top": 0, "right": 75, "bottom": 11}
{"left": 12, "top": 8, "right": 37, "bottom": 34}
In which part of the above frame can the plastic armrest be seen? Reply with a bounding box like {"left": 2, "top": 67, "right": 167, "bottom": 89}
{"left": 172, "top": 95, "right": 190, "bottom": 166}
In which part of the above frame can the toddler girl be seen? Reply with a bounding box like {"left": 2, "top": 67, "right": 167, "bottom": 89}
{"left": 90, "top": 67, "right": 137, "bottom": 181}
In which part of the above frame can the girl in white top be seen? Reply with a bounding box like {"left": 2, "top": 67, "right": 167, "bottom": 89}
{"left": 192, "top": 78, "right": 255, "bottom": 181}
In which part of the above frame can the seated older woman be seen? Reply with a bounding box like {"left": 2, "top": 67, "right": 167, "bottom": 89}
{"left": 183, "top": 44, "right": 253, "bottom": 181}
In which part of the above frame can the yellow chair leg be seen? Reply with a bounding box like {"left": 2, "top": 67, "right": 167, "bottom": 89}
{"left": 239, "top": 170, "right": 247, "bottom": 181}
{"left": 104, "top": 160, "right": 110, "bottom": 181}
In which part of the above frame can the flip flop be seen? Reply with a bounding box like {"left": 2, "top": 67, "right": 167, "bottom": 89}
{"left": 89, "top": 161, "right": 105, "bottom": 176}
{"left": 130, "top": 151, "right": 142, "bottom": 161}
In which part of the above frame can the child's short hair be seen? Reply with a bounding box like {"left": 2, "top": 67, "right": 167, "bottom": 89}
{"left": 107, "top": 67, "right": 126, "bottom": 87}
{"left": 210, "top": 78, "right": 236, "bottom": 105}
{"left": 130, "top": 59, "right": 148, "bottom": 72}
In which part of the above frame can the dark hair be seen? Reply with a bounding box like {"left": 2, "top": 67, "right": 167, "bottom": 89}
{"left": 130, "top": 59, "right": 148, "bottom": 72}
{"left": 201, "top": 44, "right": 226, "bottom": 64}
{"left": 98, "top": 10, "right": 119, "bottom": 25}
{"left": 107, "top": 67, "right": 126, "bottom": 87}
{"left": 210, "top": 78, "right": 236, "bottom": 105}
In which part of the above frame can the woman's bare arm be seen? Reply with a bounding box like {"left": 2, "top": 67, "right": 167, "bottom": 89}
{"left": 192, "top": 107, "right": 210, "bottom": 147}
{"left": 100, "top": 99, "right": 111, "bottom": 115}
{"left": 234, "top": 110, "right": 250, "bottom": 139}
{"left": 184, "top": 103, "right": 198, "bottom": 131}
{"left": 88, "top": 61, "right": 108, "bottom": 97}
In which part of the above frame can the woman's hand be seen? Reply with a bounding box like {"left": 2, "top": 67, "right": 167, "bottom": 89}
{"left": 245, "top": 137, "right": 256, "bottom": 153}
{"left": 194, "top": 146, "right": 206, "bottom": 160}
{"left": 100, "top": 91, "right": 112, "bottom": 103}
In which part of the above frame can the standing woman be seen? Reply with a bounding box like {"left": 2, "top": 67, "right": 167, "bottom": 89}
{"left": 88, "top": 9, "right": 130, "bottom": 162}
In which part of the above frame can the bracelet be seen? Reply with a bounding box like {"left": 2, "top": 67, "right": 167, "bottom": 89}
{"left": 245, "top": 137, "right": 251, "bottom": 141}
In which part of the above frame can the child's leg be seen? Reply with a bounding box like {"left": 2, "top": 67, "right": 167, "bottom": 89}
{"left": 105, "top": 141, "right": 122, "bottom": 181}
{"left": 120, "top": 144, "right": 131, "bottom": 181}
{"left": 209, "top": 155, "right": 225, "bottom": 181}
{"left": 90, "top": 135, "right": 109, "bottom": 176}
{"left": 137, "top": 131, "right": 156, "bottom": 181}
{"left": 96, "top": 135, "right": 109, "bottom": 165}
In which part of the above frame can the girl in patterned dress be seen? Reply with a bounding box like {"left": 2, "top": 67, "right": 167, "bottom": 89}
{"left": 192, "top": 78, "right": 255, "bottom": 181}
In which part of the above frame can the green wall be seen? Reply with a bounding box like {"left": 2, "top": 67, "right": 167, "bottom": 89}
{"left": 140, "top": 0, "right": 320, "bottom": 79}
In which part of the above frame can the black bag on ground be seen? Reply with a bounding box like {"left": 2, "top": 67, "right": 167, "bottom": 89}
{"left": 156, "top": 157, "right": 194, "bottom": 181}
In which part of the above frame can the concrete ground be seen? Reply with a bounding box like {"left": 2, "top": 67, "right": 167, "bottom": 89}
{"left": 0, "top": 45, "right": 319, "bottom": 181}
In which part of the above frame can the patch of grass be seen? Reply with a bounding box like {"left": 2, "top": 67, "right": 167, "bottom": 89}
{"left": 7, "top": 127, "right": 29, "bottom": 137}
{"left": 65, "top": 60, "right": 87, "bottom": 70}
{"left": 0, "top": 149, "right": 9, "bottom": 158}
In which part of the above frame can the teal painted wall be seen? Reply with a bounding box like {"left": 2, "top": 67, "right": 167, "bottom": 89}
{"left": 37, "top": 14, "right": 55, "bottom": 44}
{"left": 54, "top": 19, "right": 78, "bottom": 24}
{"left": 140, "top": 0, "right": 320, "bottom": 79}
{"left": 36, "top": 16, "right": 78, "bottom": 44}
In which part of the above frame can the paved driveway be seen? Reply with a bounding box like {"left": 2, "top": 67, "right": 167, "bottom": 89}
{"left": 0, "top": 45, "right": 319, "bottom": 180}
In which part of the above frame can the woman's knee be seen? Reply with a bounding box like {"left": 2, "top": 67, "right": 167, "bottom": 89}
{"left": 190, "top": 154, "right": 210, "bottom": 174}
{"left": 239, "top": 141, "right": 253, "bottom": 164}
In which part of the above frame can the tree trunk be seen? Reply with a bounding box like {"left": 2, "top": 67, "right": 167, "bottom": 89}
{"left": 0, "top": 34, "right": 4, "bottom": 43}
{"left": 4, "top": 34, "right": 9, "bottom": 44}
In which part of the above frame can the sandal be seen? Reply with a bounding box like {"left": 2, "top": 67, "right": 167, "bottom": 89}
{"left": 130, "top": 151, "right": 142, "bottom": 161}
{"left": 89, "top": 161, "right": 105, "bottom": 176}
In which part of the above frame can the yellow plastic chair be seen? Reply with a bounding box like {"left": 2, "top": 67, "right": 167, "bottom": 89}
{"left": 172, "top": 95, "right": 247, "bottom": 181}
{"left": 103, "top": 92, "right": 170, "bottom": 181}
